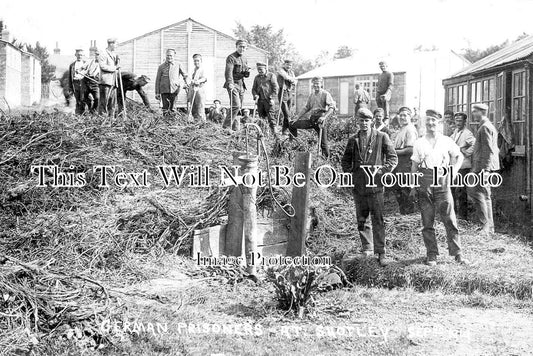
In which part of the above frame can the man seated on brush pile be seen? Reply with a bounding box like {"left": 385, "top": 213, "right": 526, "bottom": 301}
{"left": 289, "top": 76, "right": 335, "bottom": 158}
{"left": 341, "top": 108, "right": 398, "bottom": 266}
{"left": 409, "top": 109, "right": 467, "bottom": 266}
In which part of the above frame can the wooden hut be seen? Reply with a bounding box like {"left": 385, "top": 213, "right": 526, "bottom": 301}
{"left": 116, "top": 18, "right": 268, "bottom": 109}
{"left": 443, "top": 35, "right": 533, "bottom": 224}
{"left": 296, "top": 50, "right": 470, "bottom": 117}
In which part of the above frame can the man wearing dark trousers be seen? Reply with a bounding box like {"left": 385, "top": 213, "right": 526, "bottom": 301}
{"left": 155, "top": 48, "right": 188, "bottom": 114}
{"left": 392, "top": 106, "right": 418, "bottom": 214}
{"left": 410, "top": 109, "right": 466, "bottom": 266}
{"left": 469, "top": 103, "right": 500, "bottom": 235}
{"left": 223, "top": 39, "right": 250, "bottom": 127}
{"left": 376, "top": 61, "right": 394, "bottom": 119}
{"left": 450, "top": 112, "right": 475, "bottom": 220}
{"left": 342, "top": 108, "right": 398, "bottom": 266}
{"left": 277, "top": 59, "right": 297, "bottom": 135}
{"left": 68, "top": 49, "right": 87, "bottom": 114}
{"left": 79, "top": 48, "right": 101, "bottom": 113}
{"left": 252, "top": 62, "right": 278, "bottom": 136}
{"left": 289, "top": 76, "right": 335, "bottom": 158}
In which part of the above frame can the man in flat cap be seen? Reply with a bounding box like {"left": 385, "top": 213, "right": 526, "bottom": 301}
{"left": 392, "top": 106, "right": 418, "bottom": 214}
{"left": 353, "top": 83, "right": 371, "bottom": 116}
{"left": 342, "top": 108, "right": 398, "bottom": 266}
{"left": 410, "top": 109, "right": 465, "bottom": 266}
{"left": 98, "top": 38, "right": 120, "bottom": 117}
{"left": 469, "top": 103, "right": 499, "bottom": 235}
{"left": 450, "top": 112, "right": 475, "bottom": 220}
{"left": 223, "top": 39, "right": 250, "bottom": 127}
{"left": 79, "top": 47, "right": 101, "bottom": 114}
{"left": 289, "top": 76, "right": 335, "bottom": 158}
{"left": 252, "top": 62, "right": 279, "bottom": 135}
{"left": 68, "top": 49, "right": 87, "bottom": 114}
{"left": 155, "top": 48, "right": 188, "bottom": 115}
{"left": 376, "top": 61, "right": 394, "bottom": 120}
{"left": 277, "top": 59, "right": 297, "bottom": 135}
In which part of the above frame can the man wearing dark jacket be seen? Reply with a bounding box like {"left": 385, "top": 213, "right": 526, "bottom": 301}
{"left": 68, "top": 49, "right": 87, "bottom": 114}
{"left": 341, "top": 108, "right": 398, "bottom": 266}
{"left": 376, "top": 61, "right": 394, "bottom": 119}
{"left": 277, "top": 59, "right": 297, "bottom": 135}
{"left": 223, "top": 39, "right": 250, "bottom": 125}
{"left": 252, "top": 62, "right": 278, "bottom": 135}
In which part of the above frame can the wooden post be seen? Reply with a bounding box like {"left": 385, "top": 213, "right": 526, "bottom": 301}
{"left": 224, "top": 151, "right": 245, "bottom": 256}
{"left": 239, "top": 154, "right": 259, "bottom": 274}
{"left": 287, "top": 152, "right": 311, "bottom": 256}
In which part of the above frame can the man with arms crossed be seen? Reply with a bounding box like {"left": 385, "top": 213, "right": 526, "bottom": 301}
{"left": 450, "top": 112, "right": 475, "bottom": 220}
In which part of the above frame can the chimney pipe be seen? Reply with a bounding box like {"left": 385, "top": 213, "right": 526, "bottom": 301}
{"left": 53, "top": 41, "right": 60, "bottom": 55}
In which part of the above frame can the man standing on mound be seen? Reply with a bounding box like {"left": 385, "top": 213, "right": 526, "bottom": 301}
{"left": 341, "top": 108, "right": 397, "bottom": 266}
{"left": 410, "top": 109, "right": 466, "bottom": 266}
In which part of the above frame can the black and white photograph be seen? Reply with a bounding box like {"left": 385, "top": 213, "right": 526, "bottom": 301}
{"left": 1, "top": 0, "right": 532, "bottom": 355}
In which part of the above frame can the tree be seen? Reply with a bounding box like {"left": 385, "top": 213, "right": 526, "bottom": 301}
{"left": 26, "top": 42, "right": 56, "bottom": 84}
{"left": 333, "top": 45, "right": 354, "bottom": 59}
{"left": 233, "top": 22, "right": 295, "bottom": 71}
{"left": 462, "top": 32, "right": 529, "bottom": 63}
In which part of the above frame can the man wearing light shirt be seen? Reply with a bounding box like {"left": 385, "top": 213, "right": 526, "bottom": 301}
{"left": 79, "top": 48, "right": 101, "bottom": 114}
{"left": 410, "top": 109, "right": 466, "bottom": 266}
{"left": 289, "top": 76, "right": 336, "bottom": 158}
{"left": 68, "top": 49, "right": 86, "bottom": 114}
{"left": 98, "top": 38, "right": 120, "bottom": 117}
{"left": 450, "top": 112, "right": 475, "bottom": 220}
{"left": 392, "top": 107, "right": 418, "bottom": 214}
{"left": 188, "top": 54, "right": 207, "bottom": 121}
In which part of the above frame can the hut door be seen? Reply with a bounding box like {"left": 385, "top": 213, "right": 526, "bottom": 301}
{"left": 340, "top": 82, "right": 349, "bottom": 115}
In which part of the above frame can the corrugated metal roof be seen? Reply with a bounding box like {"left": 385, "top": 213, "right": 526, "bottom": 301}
{"left": 450, "top": 35, "right": 533, "bottom": 78}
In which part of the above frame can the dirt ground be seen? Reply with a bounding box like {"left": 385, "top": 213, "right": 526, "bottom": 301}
{"left": 88, "top": 254, "right": 533, "bottom": 356}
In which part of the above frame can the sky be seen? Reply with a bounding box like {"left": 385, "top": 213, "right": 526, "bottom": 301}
{"left": 1, "top": 0, "right": 533, "bottom": 60}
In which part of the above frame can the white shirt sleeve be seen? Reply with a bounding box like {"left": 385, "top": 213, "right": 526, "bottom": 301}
{"left": 411, "top": 139, "right": 422, "bottom": 163}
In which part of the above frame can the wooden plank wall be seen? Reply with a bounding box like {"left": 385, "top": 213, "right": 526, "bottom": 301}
{"left": 118, "top": 20, "right": 268, "bottom": 110}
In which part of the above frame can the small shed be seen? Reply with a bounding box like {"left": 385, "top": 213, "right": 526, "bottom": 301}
{"left": 443, "top": 36, "right": 533, "bottom": 223}
{"left": 116, "top": 18, "right": 269, "bottom": 109}
{"left": 296, "top": 50, "right": 470, "bottom": 117}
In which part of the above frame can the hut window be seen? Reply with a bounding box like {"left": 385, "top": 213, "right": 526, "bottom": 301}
{"left": 469, "top": 78, "right": 496, "bottom": 131}
{"left": 511, "top": 70, "right": 526, "bottom": 150}
{"left": 446, "top": 84, "right": 467, "bottom": 114}
{"left": 355, "top": 76, "right": 378, "bottom": 100}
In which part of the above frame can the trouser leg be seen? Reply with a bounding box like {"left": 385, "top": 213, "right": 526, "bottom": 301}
{"left": 436, "top": 186, "right": 461, "bottom": 256}
{"left": 353, "top": 191, "right": 373, "bottom": 252}
{"left": 161, "top": 93, "right": 170, "bottom": 112}
{"left": 168, "top": 92, "right": 178, "bottom": 113}
{"left": 370, "top": 191, "right": 386, "bottom": 254}
{"left": 73, "top": 81, "right": 85, "bottom": 114}
{"left": 281, "top": 100, "right": 291, "bottom": 132}
{"left": 418, "top": 186, "right": 439, "bottom": 257}
{"left": 288, "top": 118, "right": 313, "bottom": 138}
{"left": 107, "top": 86, "right": 116, "bottom": 117}
{"left": 192, "top": 90, "right": 205, "bottom": 120}
{"left": 469, "top": 184, "right": 492, "bottom": 232}
{"left": 98, "top": 85, "right": 110, "bottom": 115}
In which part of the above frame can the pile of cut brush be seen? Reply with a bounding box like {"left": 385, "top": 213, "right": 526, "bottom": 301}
{"left": 0, "top": 253, "right": 119, "bottom": 354}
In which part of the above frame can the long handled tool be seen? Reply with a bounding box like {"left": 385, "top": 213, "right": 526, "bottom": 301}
{"left": 187, "top": 86, "right": 198, "bottom": 121}
{"left": 276, "top": 80, "right": 285, "bottom": 127}
{"left": 317, "top": 124, "right": 323, "bottom": 157}
{"left": 117, "top": 68, "right": 127, "bottom": 120}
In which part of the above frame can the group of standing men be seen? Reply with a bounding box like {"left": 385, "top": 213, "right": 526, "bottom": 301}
{"left": 68, "top": 38, "right": 151, "bottom": 117}
{"left": 342, "top": 99, "right": 499, "bottom": 267}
